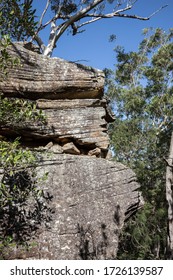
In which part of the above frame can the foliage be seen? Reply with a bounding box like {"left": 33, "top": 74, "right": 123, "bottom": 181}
{"left": 0, "top": 34, "right": 46, "bottom": 128}
{"left": 0, "top": 139, "right": 53, "bottom": 259}
{"left": 0, "top": 95, "right": 46, "bottom": 127}
{"left": 0, "top": 99, "right": 48, "bottom": 259}
{"left": 51, "top": 0, "right": 78, "bottom": 15}
{"left": 105, "top": 28, "right": 173, "bottom": 259}
{"left": 0, "top": 0, "right": 37, "bottom": 41}
{"left": 0, "top": 138, "right": 35, "bottom": 170}
{"left": 0, "top": 35, "right": 20, "bottom": 77}
{"left": 0, "top": 16, "right": 48, "bottom": 259}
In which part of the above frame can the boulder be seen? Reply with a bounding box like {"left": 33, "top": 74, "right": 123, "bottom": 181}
{"left": 0, "top": 42, "right": 142, "bottom": 259}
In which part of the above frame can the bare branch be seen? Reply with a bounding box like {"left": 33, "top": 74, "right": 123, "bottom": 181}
{"left": 40, "top": 14, "right": 63, "bottom": 30}
{"left": 41, "top": 1, "right": 168, "bottom": 57}
{"left": 41, "top": 3, "right": 65, "bottom": 30}
{"left": 76, "top": 6, "right": 133, "bottom": 29}
{"left": 38, "top": 0, "right": 51, "bottom": 30}
{"left": 148, "top": 5, "right": 168, "bottom": 19}
{"left": 32, "top": 0, "right": 62, "bottom": 49}
{"left": 76, "top": 4, "right": 168, "bottom": 31}
{"left": 55, "top": 0, "right": 104, "bottom": 40}
{"left": 43, "top": 0, "right": 104, "bottom": 56}
{"left": 31, "top": 0, "right": 51, "bottom": 51}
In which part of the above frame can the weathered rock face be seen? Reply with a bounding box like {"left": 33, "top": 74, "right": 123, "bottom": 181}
{"left": 0, "top": 42, "right": 142, "bottom": 259}
{"left": 0, "top": 42, "right": 104, "bottom": 99}
{"left": 12, "top": 154, "right": 141, "bottom": 260}
{"left": 0, "top": 43, "right": 114, "bottom": 154}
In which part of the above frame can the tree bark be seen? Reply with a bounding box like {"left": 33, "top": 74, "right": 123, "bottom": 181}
{"left": 166, "top": 132, "right": 173, "bottom": 259}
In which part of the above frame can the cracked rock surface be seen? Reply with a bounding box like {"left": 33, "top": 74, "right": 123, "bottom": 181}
{"left": 0, "top": 42, "right": 142, "bottom": 259}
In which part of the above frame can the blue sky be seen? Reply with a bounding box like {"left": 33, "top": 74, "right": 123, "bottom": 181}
{"left": 33, "top": 0, "right": 173, "bottom": 70}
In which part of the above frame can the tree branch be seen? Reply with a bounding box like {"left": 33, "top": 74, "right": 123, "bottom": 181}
{"left": 164, "top": 157, "right": 173, "bottom": 168}
{"left": 38, "top": 0, "right": 51, "bottom": 30}
{"left": 75, "top": 5, "right": 133, "bottom": 28}
{"left": 41, "top": 1, "right": 168, "bottom": 57}
{"left": 77, "top": 4, "right": 168, "bottom": 30}
{"left": 41, "top": 3, "right": 65, "bottom": 30}
{"left": 32, "top": 34, "right": 46, "bottom": 53}
{"left": 43, "top": 20, "right": 57, "bottom": 56}
{"left": 148, "top": 5, "right": 168, "bottom": 19}
{"left": 165, "top": 132, "right": 173, "bottom": 258}
{"left": 31, "top": 0, "right": 51, "bottom": 51}
{"left": 57, "top": 0, "right": 104, "bottom": 34}
{"left": 43, "top": 0, "right": 104, "bottom": 56}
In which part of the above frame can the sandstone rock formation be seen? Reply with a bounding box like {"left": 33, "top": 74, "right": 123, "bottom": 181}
{"left": 0, "top": 42, "right": 142, "bottom": 259}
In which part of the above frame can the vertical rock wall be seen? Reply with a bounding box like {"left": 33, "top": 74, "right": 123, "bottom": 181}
{"left": 0, "top": 43, "right": 142, "bottom": 259}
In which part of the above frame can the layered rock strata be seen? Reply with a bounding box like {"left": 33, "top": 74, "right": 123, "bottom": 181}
{"left": 0, "top": 42, "right": 142, "bottom": 259}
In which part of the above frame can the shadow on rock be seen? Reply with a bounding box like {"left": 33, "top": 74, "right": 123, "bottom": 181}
{"left": 0, "top": 169, "right": 54, "bottom": 259}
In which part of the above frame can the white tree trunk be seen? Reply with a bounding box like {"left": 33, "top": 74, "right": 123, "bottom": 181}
{"left": 166, "top": 132, "right": 173, "bottom": 259}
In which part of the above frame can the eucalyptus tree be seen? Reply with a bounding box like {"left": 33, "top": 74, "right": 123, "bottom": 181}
{"left": 105, "top": 28, "right": 173, "bottom": 259}
{"left": 0, "top": 0, "right": 167, "bottom": 57}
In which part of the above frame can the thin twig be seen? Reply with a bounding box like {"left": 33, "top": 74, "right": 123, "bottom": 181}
{"left": 38, "top": 0, "right": 51, "bottom": 30}
{"left": 148, "top": 5, "right": 168, "bottom": 19}
{"left": 76, "top": 4, "right": 168, "bottom": 30}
